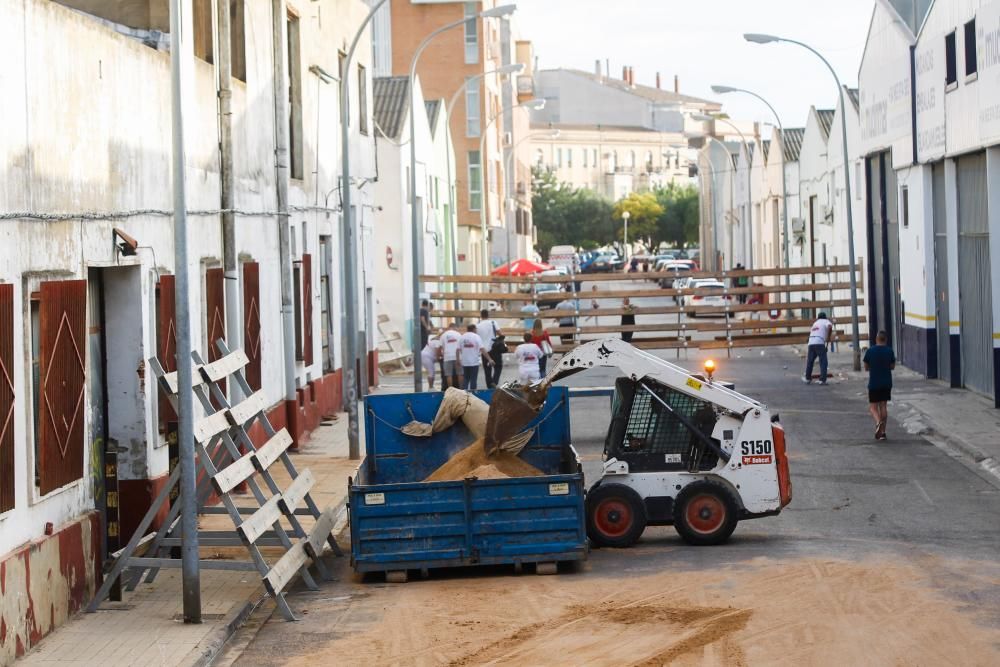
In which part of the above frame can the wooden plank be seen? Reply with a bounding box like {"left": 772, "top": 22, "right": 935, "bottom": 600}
{"left": 545, "top": 315, "right": 863, "bottom": 335}
{"left": 193, "top": 409, "right": 231, "bottom": 444}
{"left": 263, "top": 541, "right": 309, "bottom": 595}
{"left": 431, "top": 297, "right": 865, "bottom": 320}
{"left": 254, "top": 429, "right": 293, "bottom": 471}
{"left": 548, "top": 330, "right": 848, "bottom": 353}
{"left": 227, "top": 389, "right": 269, "bottom": 426}
{"left": 238, "top": 494, "right": 283, "bottom": 544}
{"left": 213, "top": 451, "right": 257, "bottom": 494}
{"left": 199, "top": 349, "right": 250, "bottom": 383}
{"left": 280, "top": 468, "right": 315, "bottom": 514}
{"left": 304, "top": 506, "right": 337, "bottom": 559}
{"left": 419, "top": 264, "right": 859, "bottom": 285}
{"left": 430, "top": 281, "right": 855, "bottom": 302}
{"left": 161, "top": 363, "right": 204, "bottom": 395}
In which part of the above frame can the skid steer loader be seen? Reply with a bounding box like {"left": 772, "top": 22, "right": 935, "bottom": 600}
{"left": 486, "top": 338, "right": 792, "bottom": 547}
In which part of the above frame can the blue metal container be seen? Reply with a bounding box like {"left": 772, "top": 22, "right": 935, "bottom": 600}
{"left": 349, "top": 387, "right": 588, "bottom": 575}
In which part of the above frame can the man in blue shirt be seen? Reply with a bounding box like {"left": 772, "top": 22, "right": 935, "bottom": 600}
{"left": 863, "top": 330, "right": 896, "bottom": 441}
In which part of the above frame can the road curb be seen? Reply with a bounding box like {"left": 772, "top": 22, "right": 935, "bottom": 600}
{"left": 184, "top": 593, "right": 260, "bottom": 667}
{"left": 895, "top": 397, "right": 1000, "bottom": 488}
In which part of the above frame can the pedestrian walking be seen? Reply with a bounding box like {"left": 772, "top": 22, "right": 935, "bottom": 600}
{"left": 554, "top": 295, "right": 580, "bottom": 345}
{"left": 420, "top": 334, "right": 443, "bottom": 390}
{"left": 440, "top": 323, "right": 463, "bottom": 389}
{"left": 419, "top": 299, "right": 432, "bottom": 348}
{"left": 514, "top": 332, "right": 543, "bottom": 385}
{"left": 621, "top": 296, "right": 636, "bottom": 343}
{"left": 530, "top": 319, "right": 553, "bottom": 375}
{"left": 589, "top": 285, "right": 600, "bottom": 322}
{"left": 802, "top": 312, "right": 833, "bottom": 384}
{"left": 459, "top": 324, "right": 492, "bottom": 392}
{"left": 864, "top": 331, "right": 896, "bottom": 440}
{"left": 520, "top": 301, "right": 540, "bottom": 331}
{"left": 734, "top": 263, "right": 748, "bottom": 304}
{"left": 476, "top": 309, "right": 504, "bottom": 388}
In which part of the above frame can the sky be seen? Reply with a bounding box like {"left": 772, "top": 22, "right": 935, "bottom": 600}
{"left": 512, "top": 0, "right": 877, "bottom": 129}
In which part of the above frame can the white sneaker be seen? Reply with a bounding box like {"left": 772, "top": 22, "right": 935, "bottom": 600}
{"left": 801, "top": 376, "right": 811, "bottom": 384}
{"left": 818, "top": 380, "right": 827, "bottom": 385}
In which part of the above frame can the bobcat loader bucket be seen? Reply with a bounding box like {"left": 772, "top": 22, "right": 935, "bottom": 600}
{"left": 484, "top": 384, "right": 548, "bottom": 456}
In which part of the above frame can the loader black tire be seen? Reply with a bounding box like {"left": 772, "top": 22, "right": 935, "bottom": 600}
{"left": 586, "top": 484, "right": 647, "bottom": 548}
{"left": 673, "top": 481, "right": 738, "bottom": 546}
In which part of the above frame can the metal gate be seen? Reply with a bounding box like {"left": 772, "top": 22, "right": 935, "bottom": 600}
{"left": 0, "top": 284, "right": 14, "bottom": 513}
{"left": 932, "top": 163, "right": 950, "bottom": 382}
{"left": 867, "top": 155, "right": 886, "bottom": 340}
{"left": 956, "top": 152, "right": 994, "bottom": 398}
{"left": 884, "top": 159, "right": 902, "bottom": 353}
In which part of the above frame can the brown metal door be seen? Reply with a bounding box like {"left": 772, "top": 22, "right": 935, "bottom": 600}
{"left": 242, "top": 263, "right": 262, "bottom": 391}
{"left": 38, "top": 279, "right": 87, "bottom": 495}
{"left": 205, "top": 268, "right": 226, "bottom": 398}
{"left": 157, "top": 275, "right": 177, "bottom": 428}
{"left": 302, "top": 253, "right": 313, "bottom": 366}
{"left": 0, "top": 284, "right": 14, "bottom": 511}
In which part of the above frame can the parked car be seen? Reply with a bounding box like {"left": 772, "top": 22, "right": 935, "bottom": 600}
{"left": 582, "top": 251, "right": 623, "bottom": 273}
{"left": 681, "top": 279, "right": 731, "bottom": 316}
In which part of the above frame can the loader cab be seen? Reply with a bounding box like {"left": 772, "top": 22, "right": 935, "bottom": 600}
{"left": 605, "top": 377, "right": 720, "bottom": 472}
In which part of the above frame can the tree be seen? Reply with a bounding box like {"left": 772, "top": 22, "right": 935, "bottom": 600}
{"left": 532, "top": 167, "right": 614, "bottom": 256}
{"left": 612, "top": 192, "right": 663, "bottom": 249}
{"left": 652, "top": 182, "right": 700, "bottom": 249}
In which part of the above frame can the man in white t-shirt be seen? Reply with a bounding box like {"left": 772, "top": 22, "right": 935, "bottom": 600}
{"left": 420, "top": 335, "right": 443, "bottom": 390}
{"left": 459, "top": 324, "right": 493, "bottom": 391}
{"left": 803, "top": 312, "right": 833, "bottom": 385}
{"left": 476, "top": 309, "right": 504, "bottom": 388}
{"left": 514, "top": 332, "right": 544, "bottom": 385}
{"left": 440, "top": 323, "right": 463, "bottom": 389}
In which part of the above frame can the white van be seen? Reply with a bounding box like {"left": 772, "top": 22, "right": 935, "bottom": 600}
{"left": 548, "top": 245, "right": 578, "bottom": 272}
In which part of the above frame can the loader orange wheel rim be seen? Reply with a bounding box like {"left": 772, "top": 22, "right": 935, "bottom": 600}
{"left": 593, "top": 498, "right": 633, "bottom": 538}
{"left": 685, "top": 494, "right": 726, "bottom": 535}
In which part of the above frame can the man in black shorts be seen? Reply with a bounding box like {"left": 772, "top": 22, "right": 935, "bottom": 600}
{"left": 863, "top": 330, "right": 895, "bottom": 440}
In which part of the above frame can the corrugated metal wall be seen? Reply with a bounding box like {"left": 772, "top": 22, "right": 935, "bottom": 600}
{"left": 932, "top": 163, "right": 950, "bottom": 381}
{"left": 38, "top": 279, "right": 87, "bottom": 495}
{"left": 884, "top": 161, "right": 902, "bottom": 351}
{"left": 242, "top": 263, "right": 262, "bottom": 392}
{"left": 868, "top": 154, "right": 888, "bottom": 339}
{"left": 0, "top": 284, "right": 14, "bottom": 512}
{"left": 956, "top": 152, "right": 995, "bottom": 398}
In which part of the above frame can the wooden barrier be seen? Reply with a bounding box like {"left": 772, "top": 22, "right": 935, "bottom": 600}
{"left": 421, "top": 264, "right": 864, "bottom": 353}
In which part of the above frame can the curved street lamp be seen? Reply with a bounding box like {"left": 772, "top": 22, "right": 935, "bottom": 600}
{"left": 479, "top": 97, "right": 546, "bottom": 273}
{"left": 694, "top": 113, "right": 753, "bottom": 270}
{"left": 711, "top": 84, "right": 789, "bottom": 276}
{"left": 744, "top": 32, "right": 862, "bottom": 370}
{"left": 406, "top": 3, "right": 517, "bottom": 390}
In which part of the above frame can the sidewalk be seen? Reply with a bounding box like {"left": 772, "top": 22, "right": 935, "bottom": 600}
{"left": 18, "top": 417, "right": 356, "bottom": 667}
{"left": 790, "top": 343, "right": 1000, "bottom": 487}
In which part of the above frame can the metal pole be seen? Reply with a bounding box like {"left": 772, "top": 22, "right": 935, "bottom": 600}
{"left": 216, "top": 0, "right": 242, "bottom": 401}
{"left": 271, "top": 0, "right": 297, "bottom": 413}
{"left": 746, "top": 34, "right": 862, "bottom": 370}
{"left": 712, "top": 118, "right": 752, "bottom": 269}
{"left": 169, "top": 0, "right": 200, "bottom": 624}
{"left": 341, "top": 0, "right": 386, "bottom": 459}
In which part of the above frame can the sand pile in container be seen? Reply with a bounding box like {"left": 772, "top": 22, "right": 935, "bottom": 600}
{"left": 424, "top": 437, "right": 543, "bottom": 481}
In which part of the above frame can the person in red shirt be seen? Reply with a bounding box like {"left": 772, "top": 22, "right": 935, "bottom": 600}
{"left": 530, "top": 319, "right": 553, "bottom": 375}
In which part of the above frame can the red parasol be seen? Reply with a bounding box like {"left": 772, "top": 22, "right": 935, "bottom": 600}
{"left": 491, "top": 259, "right": 553, "bottom": 276}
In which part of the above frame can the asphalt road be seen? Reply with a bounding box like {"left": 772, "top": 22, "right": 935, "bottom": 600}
{"left": 224, "top": 344, "right": 1000, "bottom": 665}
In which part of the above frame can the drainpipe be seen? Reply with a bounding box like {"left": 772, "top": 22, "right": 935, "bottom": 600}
{"left": 217, "top": 0, "right": 242, "bottom": 400}
{"left": 271, "top": 0, "right": 298, "bottom": 417}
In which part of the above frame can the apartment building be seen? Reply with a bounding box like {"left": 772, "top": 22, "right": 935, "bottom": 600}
{"left": 0, "top": 0, "right": 377, "bottom": 659}
{"left": 530, "top": 68, "right": 721, "bottom": 201}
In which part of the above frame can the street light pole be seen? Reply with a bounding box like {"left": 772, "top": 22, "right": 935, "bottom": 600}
{"left": 699, "top": 135, "right": 737, "bottom": 269}
{"left": 621, "top": 210, "right": 630, "bottom": 262}
{"left": 409, "top": 4, "right": 517, "bottom": 392}
{"left": 503, "top": 130, "right": 559, "bottom": 269}
{"left": 711, "top": 85, "right": 789, "bottom": 276}
{"left": 745, "top": 33, "right": 862, "bottom": 370}
{"left": 168, "top": 0, "right": 200, "bottom": 623}
{"left": 340, "top": 0, "right": 388, "bottom": 460}
{"left": 443, "top": 63, "right": 524, "bottom": 284}
{"left": 697, "top": 115, "right": 754, "bottom": 270}
{"left": 479, "top": 98, "right": 546, "bottom": 276}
